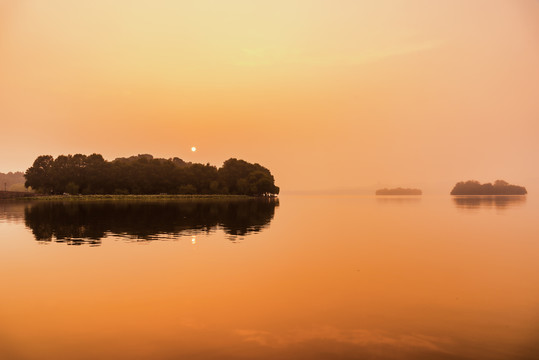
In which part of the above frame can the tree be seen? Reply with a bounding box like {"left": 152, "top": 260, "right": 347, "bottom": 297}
{"left": 65, "top": 182, "right": 80, "bottom": 195}
{"left": 218, "top": 158, "right": 279, "bottom": 195}
{"left": 450, "top": 180, "right": 527, "bottom": 195}
{"left": 25, "top": 155, "right": 54, "bottom": 193}
{"left": 24, "top": 154, "right": 280, "bottom": 196}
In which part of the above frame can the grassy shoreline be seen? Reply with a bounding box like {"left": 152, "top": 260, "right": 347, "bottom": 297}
{"left": 2, "top": 194, "right": 272, "bottom": 201}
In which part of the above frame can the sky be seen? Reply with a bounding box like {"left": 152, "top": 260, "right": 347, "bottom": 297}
{"left": 1, "top": 0, "right": 538, "bottom": 193}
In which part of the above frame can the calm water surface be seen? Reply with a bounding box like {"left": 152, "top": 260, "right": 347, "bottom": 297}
{"left": 0, "top": 195, "right": 537, "bottom": 360}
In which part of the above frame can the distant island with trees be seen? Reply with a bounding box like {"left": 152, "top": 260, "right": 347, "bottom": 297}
{"left": 24, "top": 154, "right": 279, "bottom": 196}
{"left": 450, "top": 180, "right": 527, "bottom": 195}
{"left": 376, "top": 187, "right": 422, "bottom": 195}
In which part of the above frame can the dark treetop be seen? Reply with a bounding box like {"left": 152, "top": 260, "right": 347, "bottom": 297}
{"left": 24, "top": 154, "right": 279, "bottom": 196}
{"left": 450, "top": 180, "right": 527, "bottom": 195}
{"left": 375, "top": 187, "right": 422, "bottom": 195}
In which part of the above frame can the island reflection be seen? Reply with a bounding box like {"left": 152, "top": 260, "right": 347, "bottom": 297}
{"left": 376, "top": 196, "right": 422, "bottom": 204}
{"left": 23, "top": 198, "right": 278, "bottom": 245}
{"left": 452, "top": 195, "right": 526, "bottom": 210}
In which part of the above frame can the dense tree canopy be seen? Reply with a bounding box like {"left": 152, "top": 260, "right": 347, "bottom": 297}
{"left": 24, "top": 154, "right": 279, "bottom": 196}
{"left": 450, "top": 180, "right": 527, "bottom": 195}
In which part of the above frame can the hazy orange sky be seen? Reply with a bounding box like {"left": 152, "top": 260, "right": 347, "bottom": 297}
{"left": 1, "top": 0, "right": 538, "bottom": 193}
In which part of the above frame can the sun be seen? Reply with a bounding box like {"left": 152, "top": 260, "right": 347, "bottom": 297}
{"left": 191, "top": 146, "right": 197, "bottom": 152}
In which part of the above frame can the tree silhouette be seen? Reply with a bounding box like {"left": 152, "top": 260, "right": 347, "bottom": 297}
{"left": 24, "top": 154, "right": 279, "bottom": 196}
{"left": 450, "top": 180, "right": 527, "bottom": 195}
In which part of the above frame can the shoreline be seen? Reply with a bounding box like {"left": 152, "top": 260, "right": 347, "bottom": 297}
{"left": 0, "top": 193, "right": 275, "bottom": 201}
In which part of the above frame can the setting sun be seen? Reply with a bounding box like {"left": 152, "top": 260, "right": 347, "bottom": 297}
{"left": 191, "top": 147, "right": 197, "bottom": 152}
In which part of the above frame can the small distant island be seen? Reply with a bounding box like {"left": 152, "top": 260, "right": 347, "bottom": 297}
{"left": 23, "top": 154, "right": 279, "bottom": 196}
{"left": 375, "top": 187, "right": 422, "bottom": 195}
{"left": 450, "top": 180, "right": 527, "bottom": 195}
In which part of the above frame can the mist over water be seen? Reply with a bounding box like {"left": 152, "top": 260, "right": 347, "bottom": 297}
{"left": 2, "top": 1, "right": 538, "bottom": 359}
{"left": 1, "top": 195, "right": 538, "bottom": 360}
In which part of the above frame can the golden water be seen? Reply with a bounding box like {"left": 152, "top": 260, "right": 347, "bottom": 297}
{"left": 0, "top": 195, "right": 537, "bottom": 359}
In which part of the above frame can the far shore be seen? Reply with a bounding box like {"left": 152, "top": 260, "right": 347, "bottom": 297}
{"left": 375, "top": 188, "right": 422, "bottom": 196}
{"left": 0, "top": 193, "right": 274, "bottom": 201}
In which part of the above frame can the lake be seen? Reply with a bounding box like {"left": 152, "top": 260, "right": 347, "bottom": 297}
{"left": 0, "top": 195, "right": 537, "bottom": 360}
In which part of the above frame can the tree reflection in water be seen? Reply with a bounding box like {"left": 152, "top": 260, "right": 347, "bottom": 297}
{"left": 452, "top": 195, "right": 526, "bottom": 210}
{"left": 23, "top": 198, "right": 278, "bottom": 245}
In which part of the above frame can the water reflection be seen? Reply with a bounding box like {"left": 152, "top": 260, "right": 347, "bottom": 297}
{"left": 2, "top": 195, "right": 539, "bottom": 360}
{"left": 452, "top": 195, "right": 526, "bottom": 210}
{"left": 376, "top": 196, "right": 422, "bottom": 204}
{"left": 0, "top": 201, "right": 26, "bottom": 223}
{"left": 20, "top": 199, "right": 278, "bottom": 245}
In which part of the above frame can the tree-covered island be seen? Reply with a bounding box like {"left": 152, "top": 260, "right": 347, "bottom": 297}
{"left": 450, "top": 180, "right": 527, "bottom": 195}
{"left": 375, "top": 187, "right": 422, "bottom": 195}
{"left": 24, "top": 154, "right": 279, "bottom": 196}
